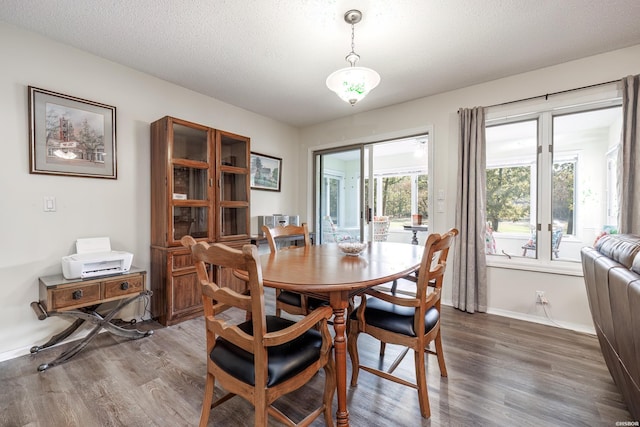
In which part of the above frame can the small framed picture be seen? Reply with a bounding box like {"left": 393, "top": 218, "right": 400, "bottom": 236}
{"left": 28, "top": 86, "right": 117, "bottom": 179}
{"left": 250, "top": 152, "right": 281, "bottom": 191}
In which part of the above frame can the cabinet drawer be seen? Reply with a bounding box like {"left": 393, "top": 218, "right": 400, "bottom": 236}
{"left": 104, "top": 275, "right": 144, "bottom": 299}
{"left": 51, "top": 284, "right": 101, "bottom": 310}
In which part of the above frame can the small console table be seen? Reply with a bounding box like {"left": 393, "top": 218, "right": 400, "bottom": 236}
{"left": 30, "top": 267, "right": 152, "bottom": 371}
{"left": 403, "top": 225, "right": 429, "bottom": 245}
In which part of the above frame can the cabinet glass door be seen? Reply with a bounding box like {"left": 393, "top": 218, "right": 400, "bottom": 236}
{"left": 172, "top": 124, "right": 207, "bottom": 161}
{"left": 170, "top": 121, "right": 212, "bottom": 243}
{"left": 220, "top": 172, "right": 247, "bottom": 201}
{"left": 217, "top": 131, "right": 250, "bottom": 240}
{"left": 221, "top": 207, "right": 248, "bottom": 236}
{"left": 173, "top": 206, "right": 209, "bottom": 240}
{"left": 173, "top": 166, "right": 208, "bottom": 200}
{"left": 220, "top": 133, "right": 248, "bottom": 168}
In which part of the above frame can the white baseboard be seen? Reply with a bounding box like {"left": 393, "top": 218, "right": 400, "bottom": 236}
{"left": 441, "top": 299, "right": 596, "bottom": 335}
{"left": 0, "top": 328, "right": 96, "bottom": 363}
{"left": 0, "top": 346, "right": 33, "bottom": 363}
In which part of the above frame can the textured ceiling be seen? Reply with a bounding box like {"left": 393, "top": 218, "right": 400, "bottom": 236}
{"left": 2, "top": 0, "right": 640, "bottom": 128}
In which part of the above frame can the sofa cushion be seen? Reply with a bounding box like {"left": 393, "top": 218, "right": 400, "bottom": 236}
{"left": 595, "top": 234, "right": 640, "bottom": 269}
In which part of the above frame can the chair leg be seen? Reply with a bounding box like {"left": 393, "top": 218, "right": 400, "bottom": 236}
{"left": 387, "top": 347, "right": 410, "bottom": 374}
{"left": 414, "top": 349, "right": 431, "bottom": 418}
{"left": 379, "top": 342, "right": 386, "bottom": 356}
{"left": 323, "top": 356, "right": 336, "bottom": 427}
{"left": 390, "top": 279, "right": 398, "bottom": 294}
{"left": 379, "top": 278, "right": 403, "bottom": 357}
{"left": 434, "top": 330, "right": 448, "bottom": 377}
{"left": 254, "top": 395, "right": 268, "bottom": 427}
{"left": 347, "top": 322, "right": 360, "bottom": 386}
{"left": 199, "top": 372, "right": 215, "bottom": 427}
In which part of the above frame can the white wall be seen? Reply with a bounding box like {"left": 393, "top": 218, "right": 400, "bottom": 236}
{"left": 298, "top": 44, "right": 640, "bottom": 333}
{"left": 0, "top": 22, "right": 300, "bottom": 360}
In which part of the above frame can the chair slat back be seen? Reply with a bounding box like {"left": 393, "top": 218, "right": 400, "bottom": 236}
{"left": 262, "top": 223, "right": 311, "bottom": 253}
{"left": 181, "top": 236, "right": 267, "bottom": 355}
{"left": 416, "top": 228, "right": 459, "bottom": 298}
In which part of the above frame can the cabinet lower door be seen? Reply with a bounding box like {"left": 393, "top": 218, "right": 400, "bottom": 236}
{"left": 151, "top": 247, "right": 203, "bottom": 326}
{"left": 150, "top": 241, "right": 248, "bottom": 326}
{"left": 169, "top": 269, "right": 202, "bottom": 323}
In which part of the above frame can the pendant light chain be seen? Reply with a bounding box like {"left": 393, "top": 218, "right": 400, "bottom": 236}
{"left": 351, "top": 21, "right": 355, "bottom": 56}
{"left": 346, "top": 18, "right": 360, "bottom": 66}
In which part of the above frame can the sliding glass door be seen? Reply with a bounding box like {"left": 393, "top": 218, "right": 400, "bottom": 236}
{"left": 315, "top": 147, "right": 363, "bottom": 244}
{"left": 314, "top": 134, "right": 430, "bottom": 245}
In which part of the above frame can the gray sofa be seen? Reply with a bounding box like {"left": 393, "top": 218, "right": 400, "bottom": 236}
{"left": 581, "top": 234, "right": 640, "bottom": 420}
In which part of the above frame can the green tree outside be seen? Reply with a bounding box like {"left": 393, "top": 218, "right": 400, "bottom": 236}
{"left": 552, "top": 161, "right": 575, "bottom": 234}
{"left": 486, "top": 166, "right": 531, "bottom": 232}
{"left": 486, "top": 163, "right": 575, "bottom": 234}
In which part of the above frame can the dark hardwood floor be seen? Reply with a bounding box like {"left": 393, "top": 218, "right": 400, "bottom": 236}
{"left": 0, "top": 288, "right": 633, "bottom": 427}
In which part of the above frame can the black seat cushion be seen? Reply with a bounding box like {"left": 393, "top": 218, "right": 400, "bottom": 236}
{"left": 211, "top": 315, "right": 323, "bottom": 387}
{"left": 277, "top": 290, "right": 329, "bottom": 310}
{"left": 350, "top": 296, "right": 439, "bottom": 337}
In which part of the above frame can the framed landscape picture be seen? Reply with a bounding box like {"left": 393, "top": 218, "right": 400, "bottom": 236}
{"left": 250, "top": 152, "right": 281, "bottom": 191}
{"left": 28, "top": 86, "right": 117, "bottom": 179}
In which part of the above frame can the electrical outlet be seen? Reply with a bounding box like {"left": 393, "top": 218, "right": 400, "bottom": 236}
{"left": 536, "top": 290, "right": 548, "bottom": 304}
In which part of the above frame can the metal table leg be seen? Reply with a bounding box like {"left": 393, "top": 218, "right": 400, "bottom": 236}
{"left": 32, "top": 291, "right": 153, "bottom": 371}
{"left": 30, "top": 317, "right": 85, "bottom": 354}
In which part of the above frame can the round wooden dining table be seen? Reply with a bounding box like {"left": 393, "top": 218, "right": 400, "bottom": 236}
{"left": 236, "top": 241, "right": 424, "bottom": 427}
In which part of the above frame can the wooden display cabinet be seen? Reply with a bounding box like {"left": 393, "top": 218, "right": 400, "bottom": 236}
{"left": 150, "top": 116, "right": 250, "bottom": 325}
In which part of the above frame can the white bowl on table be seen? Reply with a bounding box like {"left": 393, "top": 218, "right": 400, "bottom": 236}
{"left": 337, "top": 242, "right": 368, "bottom": 256}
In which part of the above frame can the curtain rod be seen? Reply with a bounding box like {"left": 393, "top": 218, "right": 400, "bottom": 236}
{"left": 485, "top": 79, "right": 620, "bottom": 109}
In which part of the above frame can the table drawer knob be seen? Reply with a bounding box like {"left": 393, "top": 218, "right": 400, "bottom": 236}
{"left": 72, "top": 290, "right": 83, "bottom": 300}
{"left": 120, "top": 281, "right": 130, "bottom": 291}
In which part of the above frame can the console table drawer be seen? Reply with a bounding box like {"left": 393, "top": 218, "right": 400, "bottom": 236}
{"left": 104, "top": 275, "right": 143, "bottom": 299}
{"left": 39, "top": 269, "right": 147, "bottom": 312}
{"left": 50, "top": 283, "right": 101, "bottom": 310}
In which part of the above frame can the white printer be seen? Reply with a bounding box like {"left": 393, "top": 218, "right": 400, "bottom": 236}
{"left": 61, "top": 237, "right": 133, "bottom": 279}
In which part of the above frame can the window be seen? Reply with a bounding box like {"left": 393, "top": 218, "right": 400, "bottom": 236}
{"left": 323, "top": 172, "right": 344, "bottom": 224}
{"left": 486, "top": 99, "right": 622, "bottom": 264}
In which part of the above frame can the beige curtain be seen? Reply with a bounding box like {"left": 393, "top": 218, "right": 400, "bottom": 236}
{"left": 452, "top": 107, "right": 488, "bottom": 313}
{"left": 620, "top": 75, "right": 640, "bottom": 235}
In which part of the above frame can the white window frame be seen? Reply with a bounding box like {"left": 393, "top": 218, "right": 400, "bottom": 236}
{"left": 485, "top": 84, "right": 621, "bottom": 276}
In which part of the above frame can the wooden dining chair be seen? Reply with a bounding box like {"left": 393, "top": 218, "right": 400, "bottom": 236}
{"left": 262, "top": 223, "right": 329, "bottom": 317}
{"left": 181, "top": 236, "right": 336, "bottom": 427}
{"left": 347, "top": 228, "right": 458, "bottom": 418}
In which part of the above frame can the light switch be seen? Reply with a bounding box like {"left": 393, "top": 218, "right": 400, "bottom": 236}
{"left": 437, "top": 189, "right": 445, "bottom": 200}
{"left": 437, "top": 201, "right": 445, "bottom": 213}
{"left": 44, "top": 196, "right": 56, "bottom": 212}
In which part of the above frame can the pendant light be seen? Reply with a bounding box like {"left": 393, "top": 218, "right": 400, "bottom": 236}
{"left": 326, "top": 10, "right": 380, "bottom": 106}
